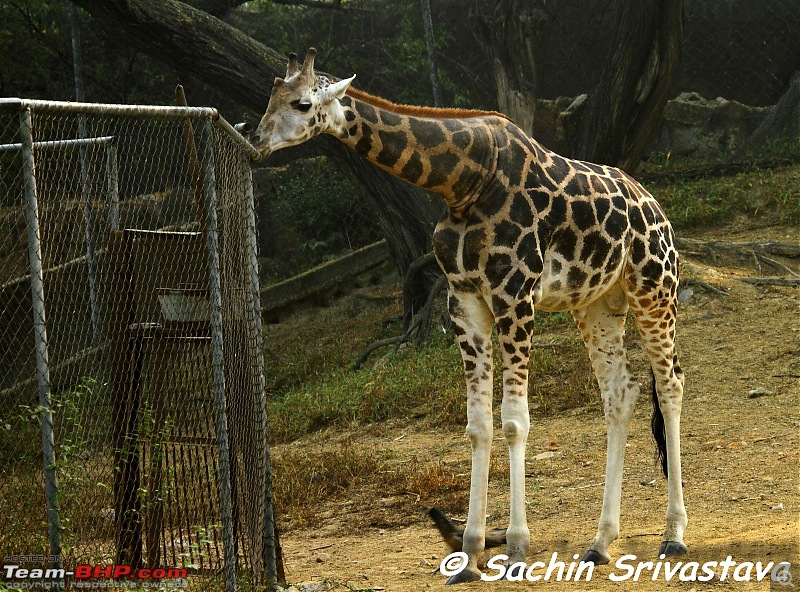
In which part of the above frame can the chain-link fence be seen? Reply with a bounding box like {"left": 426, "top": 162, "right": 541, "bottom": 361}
{"left": 529, "top": 0, "right": 799, "bottom": 162}
{"left": 655, "top": 0, "right": 800, "bottom": 161}
{"left": 0, "top": 99, "right": 276, "bottom": 590}
{"left": 253, "top": 156, "right": 384, "bottom": 286}
{"left": 678, "top": 0, "right": 799, "bottom": 107}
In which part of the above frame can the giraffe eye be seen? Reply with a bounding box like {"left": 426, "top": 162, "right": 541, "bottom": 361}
{"left": 294, "top": 101, "right": 312, "bottom": 113}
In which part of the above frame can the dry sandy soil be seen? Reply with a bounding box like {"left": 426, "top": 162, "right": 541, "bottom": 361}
{"left": 273, "top": 224, "right": 799, "bottom": 592}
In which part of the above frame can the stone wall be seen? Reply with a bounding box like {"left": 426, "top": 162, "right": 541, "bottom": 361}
{"left": 533, "top": 92, "right": 772, "bottom": 160}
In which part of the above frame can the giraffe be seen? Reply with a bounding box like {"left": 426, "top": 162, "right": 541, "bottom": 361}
{"left": 250, "top": 49, "right": 688, "bottom": 584}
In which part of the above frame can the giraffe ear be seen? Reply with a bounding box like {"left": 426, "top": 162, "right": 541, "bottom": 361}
{"left": 285, "top": 53, "right": 299, "bottom": 78}
{"left": 322, "top": 74, "right": 356, "bottom": 103}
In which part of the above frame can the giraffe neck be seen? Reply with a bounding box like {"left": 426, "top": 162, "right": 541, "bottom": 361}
{"left": 335, "top": 95, "right": 501, "bottom": 218}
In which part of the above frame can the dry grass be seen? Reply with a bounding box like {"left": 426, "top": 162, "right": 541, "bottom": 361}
{"left": 271, "top": 441, "right": 474, "bottom": 530}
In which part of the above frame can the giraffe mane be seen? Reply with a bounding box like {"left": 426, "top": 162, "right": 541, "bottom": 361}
{"left": 345, "top": 86, "right": 511, "bottom": 122}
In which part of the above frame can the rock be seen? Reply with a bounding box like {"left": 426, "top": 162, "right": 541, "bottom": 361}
{"left": 748, "top": 387, "right": 772, "bottom": 398}
{"left": 419, "top": 559, "right": 433, "bottom": 567}
{"left": 563, "top": 94, "right": 587, "bottom": 115}
{"left": 534, "top": 451, "right": 560, "bottom": 461}
{"left": 299, "top": 583, "right": 331, "bottom": 592}
{"left": 655, "top": 92, "right": 769, "bottom": 157}
{"left": 314, "top": 553, "right": 330, "bottom": 563}
{"left": 678, "top": 288, "right": 694, "bottom": 303}
{"left": 772, "top": 503, "right": 784, "bottom": 511}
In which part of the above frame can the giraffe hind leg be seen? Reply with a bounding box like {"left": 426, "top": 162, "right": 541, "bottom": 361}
{"left": 571, "top": 283, "right": 640, "bottom": 564}
{"left": 626, "top": 272, "right": 688, "bottom": 557}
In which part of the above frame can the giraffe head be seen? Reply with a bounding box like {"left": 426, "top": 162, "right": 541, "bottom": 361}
{"left": 251, "top": 48, "right": 355, "bottom": 158}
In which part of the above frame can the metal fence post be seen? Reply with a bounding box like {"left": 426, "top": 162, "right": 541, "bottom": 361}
{"left": 79, "top": 129, "right": 100, "bottom": 346}
{"left": 106, "top": 142, "right": 119, "bottom": 230}
{"left": 243, "top": 164, "right": 278, "bottom": 586}
{"left": 199, "top": 118, "right": 237, "bottom": 592}
{"left": 19, "top": 107, "right": 62, "bottom": 567}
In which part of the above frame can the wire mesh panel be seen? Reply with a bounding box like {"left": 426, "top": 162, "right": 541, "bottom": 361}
{"left": 0, "top": 99, "right": 273, "bottom": 589}
{"left": 678, "top": 0, "right": 800, "bottom": 107}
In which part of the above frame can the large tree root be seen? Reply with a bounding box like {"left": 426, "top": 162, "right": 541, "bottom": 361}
{"left": 736, "top": 276, "right": 800, "bottom": 287}
{"left": 401, "top": 251, "right": 439, "bottom": 328}
{"left": 353, "top": 273, "right": 447, "bottom": 370}
{"left": 679, "top": 238, "right": 800, "bottom": 290}
{"left": 639, "top": 158, "right": 800, "bottom": 184}
{"left": 675, "top": 238, "right": 800, "bottom": 259}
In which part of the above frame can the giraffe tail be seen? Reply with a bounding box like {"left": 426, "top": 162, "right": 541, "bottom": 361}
{"left": 650, "top": 370, "right": 668, "bottom": 478}
{"left": 427, "top": 508, "right": 507, "bottom": 551}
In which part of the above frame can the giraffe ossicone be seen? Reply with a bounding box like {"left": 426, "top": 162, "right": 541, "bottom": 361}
{"left": 252, "top": 49, "right": 688, "bottom": 584}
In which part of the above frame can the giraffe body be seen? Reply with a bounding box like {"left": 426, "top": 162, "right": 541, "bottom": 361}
{"left": 251, "top": 50, "right": 687, "bottom": 583}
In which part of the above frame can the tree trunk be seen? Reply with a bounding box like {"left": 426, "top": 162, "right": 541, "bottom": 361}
{"left": 69, "top": 4, "right": 85, "bottom": 102}
{"left": 473, "top": 0, "right": 546, "bottom": 135}
{"left": 70, "top": 0, "right": 443, "bottom": 311}
{"left": 420, "top": 0, "right": 442, "bottom": 107}
{"left": 570, "top": 0, "right": 684, "bottom": 172}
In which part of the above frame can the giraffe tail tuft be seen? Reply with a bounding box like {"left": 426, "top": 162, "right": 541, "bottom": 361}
{"left": 651, "top": 370, "right": 668, "bottom": 478}
{"left": 427, "top": 508, "right": 507, "bottom": 551}
{"left": 427, "top": 508, "right": 465, "bottom": 551}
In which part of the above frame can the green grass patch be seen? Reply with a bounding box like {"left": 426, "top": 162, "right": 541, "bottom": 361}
{"left": 266, "top": 307, "right": 595, "bottom": 444}
{"left": 652, "top": 164, "right": 800, "bottom": 229}
{"left": 268, "top": 331, "right": 465, "bottom": 442}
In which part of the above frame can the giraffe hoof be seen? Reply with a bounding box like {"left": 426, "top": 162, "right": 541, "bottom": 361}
{"left": 659, "top": 540, "right": 688, "bottom": 557}
{"left": 445, "top": 568, "right": 482, "bottom": 584}
{"left": 581, "top": 549, "right": 611, "bottom": 565}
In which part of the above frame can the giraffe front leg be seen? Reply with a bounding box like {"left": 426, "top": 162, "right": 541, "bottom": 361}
{"left": 496, "top": 305, "right": 533, "bottom": 567}
{"left": 445, "top": 288, "right": 494, "bottom": 584}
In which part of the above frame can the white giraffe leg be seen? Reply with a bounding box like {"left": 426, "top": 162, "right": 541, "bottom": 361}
{"left": 572, "top": 285, "right": 640, "bottom": 563}
{"left": 658, "top": 386, "right": 686, "bottom": 552}
{"left": 496, "top": 310, "right": 533, "bottom": 565}
{"left": 446, "top": 287, "right": 494, "bottom": 584}
{"left": 629, "top": 285, "right": 688, "bottom": 557}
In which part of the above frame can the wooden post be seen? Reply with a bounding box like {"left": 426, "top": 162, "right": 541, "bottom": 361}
{"left": 109, "top": 230, "right": 143, "bottom": 568}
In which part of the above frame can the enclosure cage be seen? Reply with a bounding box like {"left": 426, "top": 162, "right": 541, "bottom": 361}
{"left": 0, "top": 98, "right": 276, "bottom": 589}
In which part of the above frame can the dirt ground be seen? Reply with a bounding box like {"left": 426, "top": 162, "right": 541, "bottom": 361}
{"left": 273, "top": 224, "right": 799, "bottom": 592}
